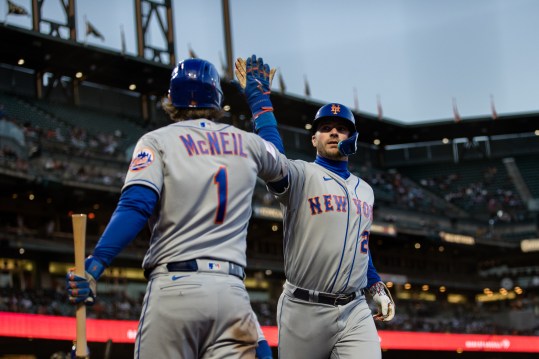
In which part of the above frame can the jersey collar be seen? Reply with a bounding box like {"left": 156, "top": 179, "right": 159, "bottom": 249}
{"left": 314, "top": 155, "right": 350, "bottom": 180}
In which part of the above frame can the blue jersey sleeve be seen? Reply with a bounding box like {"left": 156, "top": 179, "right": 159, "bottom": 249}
{"left": 254, "top": 112, "right": 289, "bottom": 192}
{"left": 254, "top": 112, "right": 285, "bottom": 155}
{"left": 367, "top": 251, "right": 382, "bottom": 288}
{"left": 92, "top": 185, "right": 158, "bottom": 266}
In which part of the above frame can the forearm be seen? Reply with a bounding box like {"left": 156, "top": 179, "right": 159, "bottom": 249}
{"left": 366, "top": 251, "right": 382, "bottom": 288}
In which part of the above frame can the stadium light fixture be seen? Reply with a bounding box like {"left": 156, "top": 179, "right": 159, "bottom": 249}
{"left": 520, "top": 239, "right": 539, "bottom": 252}
{"left": 404, "top": 283, "right": 411, "bottom": 290}
{"left": 439, "top": 231, "right": 475, "bottom": 245}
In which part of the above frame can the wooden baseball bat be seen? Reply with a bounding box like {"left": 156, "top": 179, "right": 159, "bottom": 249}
{"left": 72, "top": 214, "right": 89, "bottom": 358}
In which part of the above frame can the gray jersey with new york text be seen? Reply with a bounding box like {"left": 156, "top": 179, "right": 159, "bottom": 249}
{"left": 123, "top": 119, "right": 287, "bottom": 269}
{"left": 272, "top": 159, "right": 374, "bottom": 294}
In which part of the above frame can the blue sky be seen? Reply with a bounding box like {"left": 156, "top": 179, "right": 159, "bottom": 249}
{"left": 3, "top": 0, "right": 539, "bottom": 124}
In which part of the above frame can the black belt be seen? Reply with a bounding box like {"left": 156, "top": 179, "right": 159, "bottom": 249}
{"left": 144, "top": 259, "right": 245, "bottom": 280}
{"left": 293, "top": 288, "right": 362, "bottom": 306}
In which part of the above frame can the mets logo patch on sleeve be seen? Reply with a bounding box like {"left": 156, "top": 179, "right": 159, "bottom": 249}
{"left": 129, "top": 147, "right": 155, "bottom": 171}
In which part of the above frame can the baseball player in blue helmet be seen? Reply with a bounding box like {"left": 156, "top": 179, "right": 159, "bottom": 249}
{"left": 66, "top": 57, "right": 286, "bottom": 358}
{"left": 236, "top": 55, "right": 395, "bottom": 359}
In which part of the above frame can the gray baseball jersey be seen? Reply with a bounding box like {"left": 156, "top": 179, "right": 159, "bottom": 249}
{"left": 271, "top": 159, "right": 381, "bottom": 359}
{"left": 124, "top": 119, "right": 286, "bottom": 269}
{"left": 124, "top": 119, "right": 287, "bottom": 359}
{"left": 273, "top": 159, "right": 374, "bottom": 293}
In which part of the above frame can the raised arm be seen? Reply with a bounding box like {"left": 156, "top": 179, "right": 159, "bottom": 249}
{"left": 236, "top": 55, "right": 284, "bottom": 155}
{"left": 237, "top": 55, "right": 289, "bottom": 193}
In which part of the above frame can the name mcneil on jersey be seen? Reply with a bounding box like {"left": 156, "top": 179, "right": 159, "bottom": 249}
{"left": 308, "top": 195, "right": 373, "bottom": 220}
{"left": 179, "top": 132, "right": 248, "bottom": 157}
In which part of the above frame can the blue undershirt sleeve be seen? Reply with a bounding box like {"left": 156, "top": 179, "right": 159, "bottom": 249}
{"left": 367, "top": 250, "right": 382, "bottom": 288}
{"left": 92, "top": 185, "right": 158, "bottom": 266}
{"left": 254, "top": 112, "right": 289, "bottom": 192}
{"left": 254, "top": 112, "right": 285, "bottom": 155}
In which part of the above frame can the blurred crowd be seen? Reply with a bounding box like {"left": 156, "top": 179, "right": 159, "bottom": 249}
{"left": 418, "top": 167, "right": 528, "bottom": 222}
{"left": 0, "top": 109, "right": 127, "bottom": 187}
{"left": 374, "top": 296, "right": 539, "bottom": 336}
{"left": 0, "top": 286, "right": 142, "bottom": 321}
{"left": 1, "top": 102, "right": 533, "bottom": 223}
{"left": 0, "top": 106, "right": 125, "bottom": 159}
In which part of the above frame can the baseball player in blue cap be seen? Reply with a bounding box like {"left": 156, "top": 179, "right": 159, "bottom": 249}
{"left": 236, "top": 55, "right": 395, "bottom": 359}
{"left": 66, "top": 57, "right": 286, "bottom": 358}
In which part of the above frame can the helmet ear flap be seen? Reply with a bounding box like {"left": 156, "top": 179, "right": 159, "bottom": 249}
{"left": 169, "top": 58, "right": 223, "bottom": 109}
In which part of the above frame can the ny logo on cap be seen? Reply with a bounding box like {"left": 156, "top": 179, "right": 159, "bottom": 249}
{"left": 331, "top": 104, "right": 341, "bottom": 115}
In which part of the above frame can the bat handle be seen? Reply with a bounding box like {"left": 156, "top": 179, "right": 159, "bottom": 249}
{"left": 72, "top": 340, "right": 90, "bottom": 358}
{"left": 72, "top": 214, "right": 89, "bottom": 358}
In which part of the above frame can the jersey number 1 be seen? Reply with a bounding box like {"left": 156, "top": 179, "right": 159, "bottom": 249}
{"left": 213, "top": 166, "right": 228, "bottom": 224}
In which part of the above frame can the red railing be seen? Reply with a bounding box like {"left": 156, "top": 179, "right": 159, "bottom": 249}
{"left": 1, "top": 312, "right": 538, "bottom": 352}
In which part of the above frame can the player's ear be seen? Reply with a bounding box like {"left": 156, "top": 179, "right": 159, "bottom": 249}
{"left": 311, "top": 134, "right": 317, "bottom": 148}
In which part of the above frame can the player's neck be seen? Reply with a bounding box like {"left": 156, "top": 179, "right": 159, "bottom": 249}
{"left": 315, "top": 155, "right": 350, "bottom": 179}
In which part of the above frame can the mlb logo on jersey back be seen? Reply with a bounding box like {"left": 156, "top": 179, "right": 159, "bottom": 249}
{"left": 208, "top": 262, "right": 221, "bottom": 270}
{"left": 129, "top": 147, "right": 155, "bottom": 171}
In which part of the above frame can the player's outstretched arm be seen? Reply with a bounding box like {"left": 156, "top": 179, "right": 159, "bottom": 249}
{"left": 236, "top": 55, "right": 285, "bottom": 155}
{"left": 66, "top": 185, "right": 158, "bottom": 305}
{"left": 237, "top": 54, "right": 289, "bottom": 193}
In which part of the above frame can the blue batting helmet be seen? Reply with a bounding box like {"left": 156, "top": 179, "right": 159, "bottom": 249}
{"left": 169, "top": 58, "right": 223, "bottom": 109}
{"left": 312, "top": 103, "right": 356, "bottom": 135}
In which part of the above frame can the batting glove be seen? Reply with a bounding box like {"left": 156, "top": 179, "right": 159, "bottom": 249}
{"left": 66, "top": 256, "right": 106, "bottom": 306}
{"left": 368, "top": 281, "right": 395, "bottom": 322}
{"left": 338, "top": 132, "right": 358, "bottom": 156}
{"left": 235, "top": 55, "right": 275, "bottom": 119}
